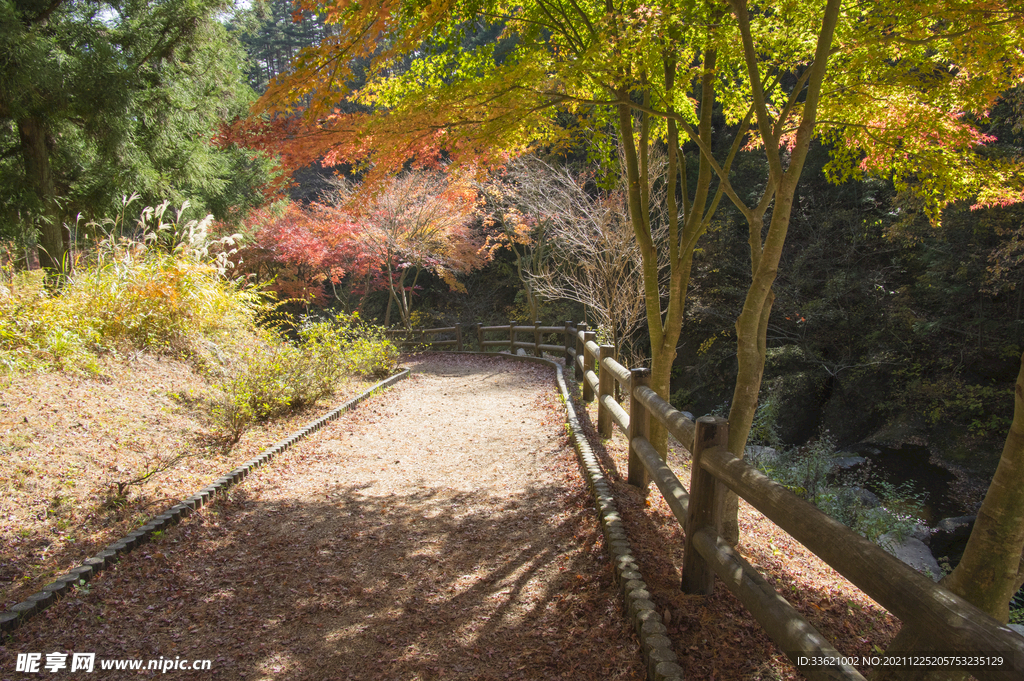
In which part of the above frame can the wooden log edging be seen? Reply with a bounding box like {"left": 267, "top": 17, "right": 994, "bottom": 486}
{"left": 554, "top": 366, "right": 686, "bottom": 681}
{"left": 446, "top": 351, "right": 685, "bottom": 681}
{"left": 0, "top": 368, "right": 412, "bottom": 636}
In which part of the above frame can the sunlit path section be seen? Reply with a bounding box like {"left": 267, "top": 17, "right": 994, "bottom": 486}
{"left": 3, "top": 355, "right": 644, "bottom": 681}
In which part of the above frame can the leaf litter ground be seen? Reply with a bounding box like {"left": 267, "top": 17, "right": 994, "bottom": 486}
{"left": 0, "top": 352, "right": 905, "bottom": 680}
{"left": 1, "top": 355, "right": 644, "bottom": 680}
{"left": 574, "top": 400, "right": 902, "bottom": 680}
{"left": 0, "top": 353, "right": 376, "bottom": 610}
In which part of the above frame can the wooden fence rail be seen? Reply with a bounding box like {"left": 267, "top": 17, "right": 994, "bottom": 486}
{"left": 385, "top": 325, "right": 464, "bottom": 350}
{"left": 395, "top": 319, "right": 1024, "bottom": 679}
{"left": 388, "top": 321, "right": 577, "bottom": 365}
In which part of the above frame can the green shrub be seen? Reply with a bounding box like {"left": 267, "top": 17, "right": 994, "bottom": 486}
{"left": 857, "top": 480, "right": 926, "bottom": 544}
{"left": 749, "top": 386, "right": 783, "bottom": 448}
{"left": 1010, "top": 587, "right": 1024, "bottom": 625}
{"left": 299, "top": 311, "right": 399, "bottom": 380}
{"left": 755, "top": 431, "right": 926, "bottom": 548}
{"left": 0, "top": 200, "right": 252, "bottom": 372}
{"left": 211, "top": 313, "right": 399, "bottom": 440}
{"left": 211, "top": 331, "right": 307, "bottom": 440}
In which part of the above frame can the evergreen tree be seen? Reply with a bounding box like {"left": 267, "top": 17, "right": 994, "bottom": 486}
{"left": 0, "top": 0, "right": 273, "bottom": 270}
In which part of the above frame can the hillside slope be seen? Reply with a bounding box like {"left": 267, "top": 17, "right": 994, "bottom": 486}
{"left": 0, "top": 355, "right": 373, "bottom": 610}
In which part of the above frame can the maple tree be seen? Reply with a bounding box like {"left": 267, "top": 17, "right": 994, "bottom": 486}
{"left": 243, "top": 0, "right": 1024, "bottom": 660}
{"left": 489, "top": 156, "right": 659, "bottom": 358}
{"left": 232, "top": 171, "right": 481, "bottom": 319}
{"left": 232, "top": 201, "right": 357, "bottom": 307}
{"left": 325, "top": 171, "right": 485, "bottom": 329}
{"left": 478, "top": 162, "right": 551, "bottom": 322}
{"left": 234, "top": 0, "right": 734, "bottom": 462}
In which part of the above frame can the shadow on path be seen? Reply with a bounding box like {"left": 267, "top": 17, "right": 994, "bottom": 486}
{"left": 1, "top": 357, "right": 643, "bottom": 680}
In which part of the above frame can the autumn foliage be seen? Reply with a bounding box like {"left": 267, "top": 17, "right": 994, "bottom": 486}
{"left": 232, "top": 170, "right": 485, "bottom": 320}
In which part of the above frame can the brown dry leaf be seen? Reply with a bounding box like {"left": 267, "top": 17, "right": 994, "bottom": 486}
{"left": 1, "top": 354, "right": 644, "bottom": 680}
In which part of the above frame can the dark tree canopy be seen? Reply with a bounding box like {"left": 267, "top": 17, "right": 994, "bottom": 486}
{"left": 0, "top": 0, "right": 274, "bottom": 268}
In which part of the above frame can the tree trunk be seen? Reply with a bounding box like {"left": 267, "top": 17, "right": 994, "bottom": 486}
{"left": 872, "top": 352, "right": 1024, "bottom": 681}
{"left": 720, "top": 0, "right": 842, "bottom": 545}
{"left": 946, "top": 351, "right": 1024, "bottom": 616}
{"left": 617, "top": 98, "right": 671, "bottom": 457}
{"left": 395, "top": 268, "right": 411, "bottom": 330}
{"left": 614, "top": 47, "right": 715, "bottom": 463}
{"left": 18, "top": 116, "right": 65, "bottom": 273}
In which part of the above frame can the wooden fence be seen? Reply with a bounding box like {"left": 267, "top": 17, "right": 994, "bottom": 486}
{"left": 395, "top": 320, "right": 1024, "bottom": 680}
{"left": 386, "top": 321, "right": 575, "bottom": 358}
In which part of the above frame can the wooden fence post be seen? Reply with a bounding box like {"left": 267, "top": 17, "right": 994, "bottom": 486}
{"left": 564, "top": 321, "right": 575, "bottom": 372}
{"left": 627, "top": 368, "right": 651, "bottom": 488}
{"left": 509, "top": 321, "right": 516, "bottom": 353}
{"left": 575, "top": 322, "right": 587, "bottom": 379}
{"left": 476, "top": 323, "right": 484, "bottom": 351}
{"left": 534, "top": 320, "right": 542, "bottom": 357}
{"left": 582, "top": 330, "right": 596, "bottom": 401}
{"left": 682, "top": 415, "right": 729, "bottom": 595}
{"left": 455, "top": 324, "right": 463, "bottom": 351}
{"left": 597, "top": 344, "right": 615, "bottom": 438}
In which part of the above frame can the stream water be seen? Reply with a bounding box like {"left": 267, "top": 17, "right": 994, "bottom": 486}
{"left": 855, "top": 444, "right": 961, "bottom": 526}
{"left": 841, "top": 444, "right": 1024, "bottom": 615}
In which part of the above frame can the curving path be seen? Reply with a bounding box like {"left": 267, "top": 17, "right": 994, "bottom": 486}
{"left": 1, "top": 355, "right": 643, "bottom": 680}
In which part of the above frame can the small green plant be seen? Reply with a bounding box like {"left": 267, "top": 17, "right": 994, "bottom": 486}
{"left": 856, "top": 480, "right": 926, "bottom": 544}
{"left": 211, "top": 312, "right": 399, "bottom": 441}
{"left": 757, "top": 430, "right": 926, "bottom": 548}
{"left": 1010, "top": 587, "right": 1024, "bottom": 625}
{"left": 323, "top": 312, "right": 400, "bottom": 378}
{"left": 211, "top": 332, "right": 305, "bottom": 441}
{"left": 749, "top": 387, "right": 783, "bottom": 449}
{"left": 670, "top": 388, "right": 693, "bottom": 411}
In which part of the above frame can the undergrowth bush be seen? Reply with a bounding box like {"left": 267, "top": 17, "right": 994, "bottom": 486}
{"left": 3, "top": 199, "right": 401, "bottom": 443}
{"left": 211, "top": 331, "right": 306, "bottom": 440}
{"left": 211, "top": 312, "right": 399, "bottom": 441}
{"left": 0, "top": 199, "right": 251, "bottom": 372}
{"left": 756, "top": 440, "right": 926, "bottom": 549}
{"left": 747, "top": 392, "right": 927, "bottom": 550}
{"left": 1011, "top": 587, "right": 1024, "bottom": 625}
{"left": 318, "top": 312, "right": 401, "bottom": 379}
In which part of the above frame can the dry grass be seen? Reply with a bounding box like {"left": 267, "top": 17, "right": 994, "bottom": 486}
{"left": 0, "top": 354, "right": 374, "bottom": 610}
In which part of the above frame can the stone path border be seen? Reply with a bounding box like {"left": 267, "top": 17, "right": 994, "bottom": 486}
{"left": 0, "top": 369, "right": 410, "bottom": 636}
{"left": 455, "top": 351, "right": 686, "bottom": 681}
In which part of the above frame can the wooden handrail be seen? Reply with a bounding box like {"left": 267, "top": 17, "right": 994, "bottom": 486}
{"left": 634, "top": 385, "right": 696, "bottom": 450}
{"left": 599, "top": 394, "right": 629, "bottom": 433}
{"left": 631, "top": 434, "right": 688, "bottom": 528}
{"left": 701, "top": 446, "right": 1024, "bottom": 674}
{"left": 386, "top": 325, "right": 457, "bottom": 335}
{"left": 601, "top": 355, "right": 632, "bottom": 391}
{"left": 691, "top": 527, "right": 866, "bottom": 681}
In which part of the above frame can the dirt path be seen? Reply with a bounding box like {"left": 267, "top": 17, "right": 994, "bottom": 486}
{"left": 1, "top": 355, "right": 643, "bottom": 680}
